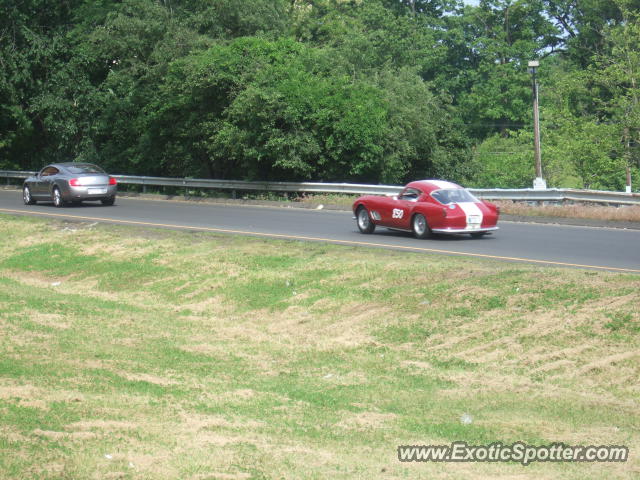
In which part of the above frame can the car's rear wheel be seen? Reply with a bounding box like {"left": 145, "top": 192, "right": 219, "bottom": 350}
{"left": 411, "top": 213, "right": 431, "bottom": 239}
{"left": 101, "top": 197, "right": 115, "bottom": 206}
{"left": 356, "top": 206, "right": 375, "bottom": 234}
{"left": 52, "top": 187, "right": 65, "bottom": 208}
{"left": 23, "top": 186, "right": 36, "bottom": 205}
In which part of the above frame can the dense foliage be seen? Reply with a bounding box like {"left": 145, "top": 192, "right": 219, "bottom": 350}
{"left": 1, "top": 0, "right": 639, "bottom": 189}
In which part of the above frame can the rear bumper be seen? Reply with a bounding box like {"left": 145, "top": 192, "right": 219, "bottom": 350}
{"left": 431, "top": 226, "right": 499, "bottom": 234}
{"left": 65, "top": 185, "right": 117, "bottom": 200}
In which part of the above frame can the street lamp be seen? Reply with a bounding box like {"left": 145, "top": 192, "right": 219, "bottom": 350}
{"left": 528, "top": 60, "right": 546, "bottom": 190}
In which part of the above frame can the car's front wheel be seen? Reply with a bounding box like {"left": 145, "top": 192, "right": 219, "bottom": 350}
{"left": 52, "top": 187, "right": 65, "bottom": 208}
{"left": 356, "top": 206, "right": 375, "bottom": 234}
{"left": 23, "top": 186, "right": 36, "bottom": 205}
{"left": 412, "top": 213, "right": 431, "bottom": 239}
{"left": 470, "top": 232, "right": 487, "bottom": 239}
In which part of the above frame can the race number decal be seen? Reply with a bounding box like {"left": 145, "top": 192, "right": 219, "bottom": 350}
{"left": 392, "top": 208, "right": 404, "bottom": 219}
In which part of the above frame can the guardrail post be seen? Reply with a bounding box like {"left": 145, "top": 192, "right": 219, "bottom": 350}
{"left": 231, "top": 189, "right": 236, "bottom": 199}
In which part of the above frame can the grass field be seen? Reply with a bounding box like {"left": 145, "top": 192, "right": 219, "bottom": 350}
{"left": 0, "top": 215, "right": 638, "bottom": 479}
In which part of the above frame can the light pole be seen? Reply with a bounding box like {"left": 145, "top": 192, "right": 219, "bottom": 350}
{"left": 528, "top": 60, "right": 546, "bottom": 190}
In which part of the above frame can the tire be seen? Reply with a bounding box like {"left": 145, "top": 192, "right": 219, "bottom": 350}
{"left": 470, "top": 232, "right": 487, "bottom": 239}
{"left": 52, "top": 187, "right": 66, "bottom": 208}
{"left": 23, "top": 186, "right": 36, "bottom": 205}
{"left": 356, "top": 206, "right": 375, "bottom": 234}
{"left": 411, "top": 213, "right": 431, "bottom": 239}
{"left": 101, "top": 197, "right": 115, "bottom": 206}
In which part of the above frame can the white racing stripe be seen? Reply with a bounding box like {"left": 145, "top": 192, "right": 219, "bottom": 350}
{"left": 457, "top": 202, "right": 483, "bottom": 229}
{"left": 426, "top": 180, "right": 460, "bottom": 189}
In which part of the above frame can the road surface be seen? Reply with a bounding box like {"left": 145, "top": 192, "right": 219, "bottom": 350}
{"left": 0, "top": 189, "right": 638, "bottom": 272}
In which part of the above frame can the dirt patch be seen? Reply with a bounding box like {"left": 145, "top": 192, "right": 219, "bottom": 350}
{"left": 0, "top": 426, "right": 28, "bottom": 443}
{"left": 65, "top": 420, "right": 138, "bottom": 431}
{"left": 3, "top": 270, "right": 74, "bottom": 289}
{"left": 118, "top": 371, "right": 178, "bottom": 386}
{"left": 33, "top": 429, "right": 97, "bottom": 441}
{"left": 180, "top": 342, "right": 224, "bottom": 356}
{"left": 529, "top": 358, "right": 575, "bottom": 375}
{"left": 400, "top": 360, "right": 434, "bottom": 371}
{"left": 80, "top": 237, "right": 158, "bottom": 258}
{"left": 191, "top": 473, "right": 251, "bottom": 480}
{"left": 223, "top": 389, "right": 255, "bottom": 400}
{"left": 526, "top": 344, "right": 595, "bottom": 365}
{"left": 575, "top": 351, "right": 638, "bottom": 375}
{"left": 0, "top": 383, "right": 84, "bottom": 409}
{"left": 182, "top": 294, "right": 233, "bottom": 316}
{"left": 180, "top": 413, "right": 265, "bottom": 431}
{"left": 226, "top": 302, "right": 388, "bottom": 350}
{"left": 28, "top": 312, "right": 71, "bottom": 329}
{"left": 0, "top": 383, "right": 41, "bottom": 401}
{"left": 336, "top": 411, "right": 397, "bottom": 431}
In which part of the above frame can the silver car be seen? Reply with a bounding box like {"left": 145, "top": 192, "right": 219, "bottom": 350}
{"left": 23, "top": 163, "right": 117, "bottom": 207}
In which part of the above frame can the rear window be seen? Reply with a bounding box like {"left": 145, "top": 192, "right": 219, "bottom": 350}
{"left": 65, "top": 164, "right": 105, "bottom": 174}
{"left": 431, "top": 189, "right": 478, "bottom": 205}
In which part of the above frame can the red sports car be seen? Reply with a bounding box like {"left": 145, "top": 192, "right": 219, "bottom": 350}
{"left": 352, "top": 180, "right": 499, "bottom": 239}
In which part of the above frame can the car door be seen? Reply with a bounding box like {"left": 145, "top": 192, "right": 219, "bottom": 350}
{"left": 32, "top": 167, "right": 51, "bottom": 197}
{"left": 387, "top": 188, "right": 422, "bottom": 229}
{"left": 37, "top": 166, "right": 60, "bottom": 197}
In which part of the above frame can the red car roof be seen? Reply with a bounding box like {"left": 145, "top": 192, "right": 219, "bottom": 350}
{"left": 405, "top": 179, "right": 463, "bottom": 194}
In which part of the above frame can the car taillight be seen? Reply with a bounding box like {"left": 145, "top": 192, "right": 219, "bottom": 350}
{"left": 69, "top": 178, "right": 80, "bottom": 186}
{"left": 109, "top": 177, "right": 117, "bottom": 186}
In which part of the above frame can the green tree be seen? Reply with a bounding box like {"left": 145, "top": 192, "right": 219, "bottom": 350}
{"left": 542, "top": 0, "right": 640, "bottom": 66}
{"left": 465, "top": 132, "right": 535, "bottom": 188}
{"left": 0, "top": 0, "right": 84, "bottom": 168}
{"left": 455, "top": 0, "right": 558, "bottom": 138}
{"left": 592, "top": 2, "right": 640, "bottom": 174}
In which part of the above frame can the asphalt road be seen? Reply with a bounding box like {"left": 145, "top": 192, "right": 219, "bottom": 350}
{"left": 1, "top": 189, "right": 639, "bottom": 272}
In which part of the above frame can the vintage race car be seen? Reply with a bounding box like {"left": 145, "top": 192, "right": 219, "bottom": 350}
{"left": 352, "top": 180, "right": 499, "bottom": 239}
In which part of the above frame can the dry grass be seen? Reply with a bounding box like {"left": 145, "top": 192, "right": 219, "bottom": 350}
{"left": 496, "top": 200, "right": 640, "bottom": 222}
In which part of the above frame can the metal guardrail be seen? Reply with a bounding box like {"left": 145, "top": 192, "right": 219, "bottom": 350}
{"left": 1, "top": 170, "right": 639, "bottom": 205}
{"left": 469, "top": 187, "right": 640, "bottom": 206}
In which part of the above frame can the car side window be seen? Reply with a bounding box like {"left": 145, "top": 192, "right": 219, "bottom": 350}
{"left": 40, "top": 167, "right": 59, "bottom": 177}
{"left": 399, "top": 188, "right": 421, "bottom": 202}
{"left": 431, "top": 190, "right": 451, "bottom": 204}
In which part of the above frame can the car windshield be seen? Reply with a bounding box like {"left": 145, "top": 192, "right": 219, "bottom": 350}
{"left": 431, "top": 188, "right": 479, "bottom": 205}
{"left": 65, "top": 164, "right": 105, "bottom": 174}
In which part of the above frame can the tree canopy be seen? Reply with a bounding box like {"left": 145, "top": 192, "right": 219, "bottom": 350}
{"left": 1, "top": 0, "right": 639, "bottom": 189}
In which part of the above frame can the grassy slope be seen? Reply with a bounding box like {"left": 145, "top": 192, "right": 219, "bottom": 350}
{"left": 0, "top": 215, "right": 638, "bottom": 479}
